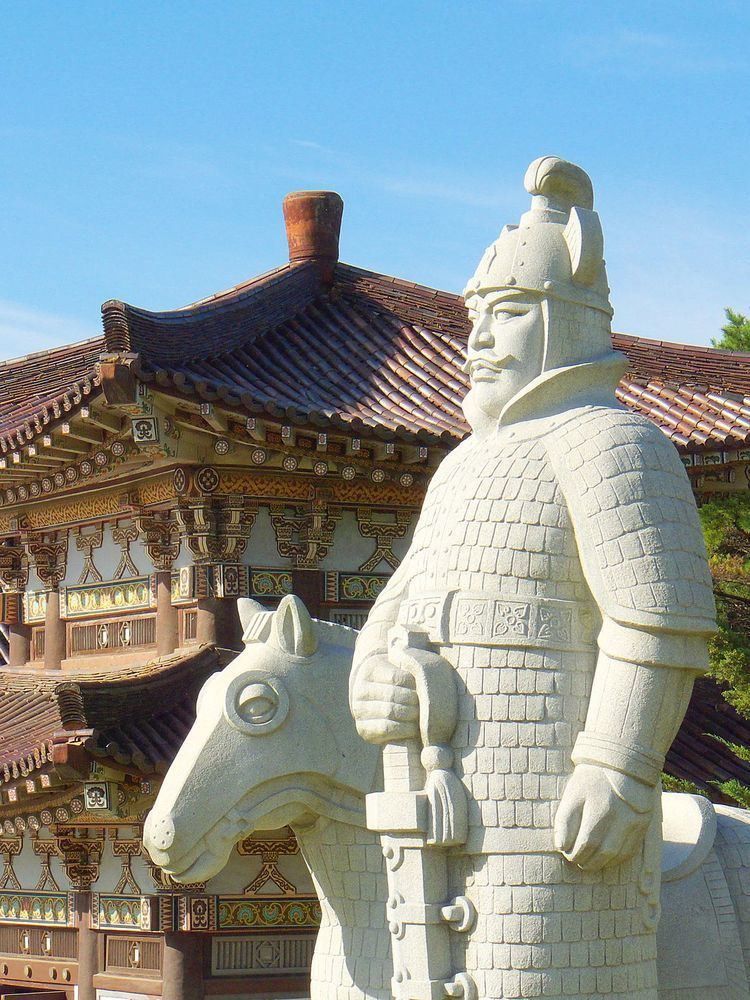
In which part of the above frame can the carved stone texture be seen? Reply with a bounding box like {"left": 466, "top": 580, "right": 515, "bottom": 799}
{"left": 143, "top": 599, "right": 390, "bottom": 999}
{"left": 24, "top": 533, "right": 68, "bottom": 589}
{"left": 355, "top": 506, "right": 411, "bottom": 572}
{"left": 112, "top": 521, "right": 140, "bottom": 579}
{"left": 143, "top": 599, "right": 750, "bottom": 1000}
{"left": 174, "top": 497, "right": 257, "bottom": 564}
{"left": 145, "top": 160, "right": 720, "bottom": 1000}
{"left": 270, "top": 492, "right": 341, "bottom": 569}
{"left": 134, "top": 509, "right": 181, "bottom": 572}
{"left": 75, "top": 526, "right": 104, "bottom": 584}
{"left": 349, "top": 157, "right": 717, "bottom": 999}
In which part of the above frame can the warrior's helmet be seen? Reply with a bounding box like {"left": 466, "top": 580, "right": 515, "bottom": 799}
{"left": 464, "top": 156, "right": 615, "bottom": 370}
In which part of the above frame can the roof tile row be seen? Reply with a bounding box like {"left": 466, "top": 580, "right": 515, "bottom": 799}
{"left": 5, "top": 261, "right": 750, "bottom": 455}
{"left": 0, "top": 646, "right": 222, "bottom": 783}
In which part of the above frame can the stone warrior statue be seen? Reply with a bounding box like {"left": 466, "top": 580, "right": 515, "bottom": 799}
{"left": 350, "top": 157, "right": 716, "bottom": 1000}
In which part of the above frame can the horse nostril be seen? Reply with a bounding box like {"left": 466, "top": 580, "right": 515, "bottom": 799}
{"left": 145, "top": 812, "right": 175, "bottom": 852}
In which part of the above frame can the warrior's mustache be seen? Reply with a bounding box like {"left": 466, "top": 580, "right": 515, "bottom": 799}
{"left": 462, "top": 354, "right": 508, "bottom": 376}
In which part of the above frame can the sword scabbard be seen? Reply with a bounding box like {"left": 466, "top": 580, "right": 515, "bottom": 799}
{"left": 364, "top": 627, "right": 476, "bottom": 999}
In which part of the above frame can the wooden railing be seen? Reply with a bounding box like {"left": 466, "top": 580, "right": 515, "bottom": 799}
{"left": 211, "top": 933, "right": 314, "bottom": 976}
{"left": 0, "top": 924, "right": 77, "bottom": 959}
{"left": 105, "top": 934, "right": 161, "bottom": 976}
{"left": 69, "top": 613, "right": 156, "bottom": 656}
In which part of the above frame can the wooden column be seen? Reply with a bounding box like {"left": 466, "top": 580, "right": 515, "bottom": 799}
{"left": 7, "top": 621, "right": 30, "bottom": 666}
{"left": 162, "top": 932, "right": 205, "bottom": 1000}
{"left": 44, "top": 589, "right": 66, "bottom": 670}
{"left": 196, "top": 596, "right": 218, "bottom": 646}
{"left": 75, "top": 891, "right": 98, "bottom": 1000}
{"left": 292, "top": 568, "right": 324, "bottom": 618}
{"left": 217, "top": 596, "right": 243, "bottom": 650}
{"left": 196, "top": 596, "right": 242, "bottom": 650}
{"left": 156, "top": 570, "right": 179, "bottom": 656}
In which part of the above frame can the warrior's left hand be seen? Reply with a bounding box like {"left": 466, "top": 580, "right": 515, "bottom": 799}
{"left": 554, "top": 764, "right": 656, "bottom": 872}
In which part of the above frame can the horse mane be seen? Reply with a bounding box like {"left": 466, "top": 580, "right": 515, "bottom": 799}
{"left": 242, "top": 602, "right": 359, "bottom": 652}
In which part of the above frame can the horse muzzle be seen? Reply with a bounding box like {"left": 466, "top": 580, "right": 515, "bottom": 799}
{"left": 142, "top": 809, "right": 176, "bottom": 867}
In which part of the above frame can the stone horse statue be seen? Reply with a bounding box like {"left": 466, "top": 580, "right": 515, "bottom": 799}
{"left": 144, "top": 596, "right": 750, "bottom": 1000}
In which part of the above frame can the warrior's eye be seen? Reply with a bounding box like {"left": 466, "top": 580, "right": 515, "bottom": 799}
{"left": 492, "top": 304, "right": 526, "bottom": 319}
{"left": 223, "top": 671, "right": 289, "bottom": 735}
{"left": 236, "top": 683, "right": 278, "bottom": 725}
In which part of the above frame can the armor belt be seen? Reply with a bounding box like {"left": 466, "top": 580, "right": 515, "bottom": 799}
{"left": 397, "top": 590, "right": 596, "bottom": 652}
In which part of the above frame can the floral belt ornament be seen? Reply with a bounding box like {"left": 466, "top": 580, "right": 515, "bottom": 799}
{"left": 398, "top": 590, "right": 595, "bottom": 651}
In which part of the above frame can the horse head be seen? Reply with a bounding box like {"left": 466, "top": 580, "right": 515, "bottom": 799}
{"left": 143, "top": 595, "right": 378, "bottom": 883}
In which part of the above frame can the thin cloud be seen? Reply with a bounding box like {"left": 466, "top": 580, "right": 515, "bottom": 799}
{"left": 0, "top": 300, "right": 96, "bottom": 357}
{"left": 282, "top": 139, "right": 513, "bottom": 209}
{"left": 569, "top": 27, "right": 743, "bottom": 74}
{"left": 290, "top": 139, "right": 338, "bottom": 154}
{"left": 376, "top": 175, "right": 510, "bottom": 210}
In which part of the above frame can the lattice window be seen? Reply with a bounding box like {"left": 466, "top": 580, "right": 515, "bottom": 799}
{"left": 0, "top": 925, "right": 76, "bottom": 959}
{"left": 31, "top": 626, "right": 45, "bottom": 660}
{"left": 69, "top": 614, "right": 156, "bottom": 655}
{"left": 105, "top": 934, "right": 161, "bottom": 975}
{"left": 182, "top": 608, "right": 198, "bottom": 644}
{"left": 328, "top": 608, "right": 370, "bottom": 630}
{"left": 211, "top": 933, "right": 315, "bottom": 976}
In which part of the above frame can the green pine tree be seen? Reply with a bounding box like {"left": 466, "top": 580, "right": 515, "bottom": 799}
{"left": 695, "top": 493, "right": 750, "bottom": 808}
{"left": 712, "top": 308, "right": 750, "bottom": 351}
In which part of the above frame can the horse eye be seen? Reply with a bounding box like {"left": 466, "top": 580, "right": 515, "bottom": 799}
{"left": 223, "top": 671, "right": 289, "bottom": 734}
{"left": 236, "top": 683, "right": 278, "bottom": 725}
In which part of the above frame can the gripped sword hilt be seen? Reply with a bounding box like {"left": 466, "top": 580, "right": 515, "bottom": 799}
{"left": 387, "top": 624, "right": 468, "bottom": 846}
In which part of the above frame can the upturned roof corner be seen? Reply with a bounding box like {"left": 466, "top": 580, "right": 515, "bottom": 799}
{"left": 101, "top": 298, "right": 133, "bottom": 354}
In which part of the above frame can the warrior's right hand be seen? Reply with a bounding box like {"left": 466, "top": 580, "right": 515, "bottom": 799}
{"left": 351, "top": 654, "right": 420, "bottom": 744}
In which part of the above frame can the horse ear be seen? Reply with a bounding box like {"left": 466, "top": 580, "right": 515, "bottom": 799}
{"left": 271, "top": 595, "right": 318, "bottom": 657}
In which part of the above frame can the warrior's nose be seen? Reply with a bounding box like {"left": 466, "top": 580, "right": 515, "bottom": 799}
{"left": 143, "top": 810, "right": 175, "bottom": 854}
{"left": 469, "top": 315, "right": 494, "bottom": 350}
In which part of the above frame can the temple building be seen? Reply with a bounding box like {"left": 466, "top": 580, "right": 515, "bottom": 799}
{"left": 0, "top": 190, "right": 748, "bottom": 998}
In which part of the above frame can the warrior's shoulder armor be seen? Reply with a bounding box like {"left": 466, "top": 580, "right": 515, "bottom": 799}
{"left": 544, "top": 404, "right": 716, "bottom": 665}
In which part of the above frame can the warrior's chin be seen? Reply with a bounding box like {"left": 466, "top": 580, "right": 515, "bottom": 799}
{"left": 462, "top": 387, "right": 501, "bottom": 437}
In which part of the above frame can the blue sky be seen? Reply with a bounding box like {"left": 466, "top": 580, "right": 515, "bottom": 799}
{"left": 1, "top": 1, "right": 748, "bottom": 357}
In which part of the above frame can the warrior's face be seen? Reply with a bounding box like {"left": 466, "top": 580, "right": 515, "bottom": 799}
{"left": 464, "top": 290, "right": 545, "bottom": 422}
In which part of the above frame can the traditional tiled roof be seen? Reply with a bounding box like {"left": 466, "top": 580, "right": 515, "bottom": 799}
{"left": 668, "top": 677, "right": 750, "bottom": 794}
{"left": 101, "top": 262, "right": 319, "bottom": 364}
{"left": 108, "top": 262, "right": 750, "bottom": 450}
{"left": 0, "top": 337, "right": 103, "bottom": 452}
{"left": 612, "top": 334, "right": 750, "bottom": 451}
{"left": 127, "top": 263, "right": 468, "bottom": 443}
{"left": 5, "top": 259, "right": 750, "bottom": 453}
{"left": 0, "top": 645, "right": 222, "bottom": 784}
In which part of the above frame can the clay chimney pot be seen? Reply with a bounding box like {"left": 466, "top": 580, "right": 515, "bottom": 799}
{"left": 282, "top": 190, "right": 343, "bottom": 284}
